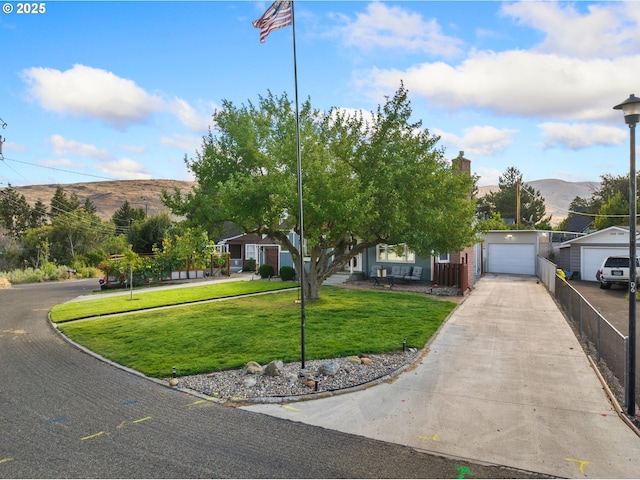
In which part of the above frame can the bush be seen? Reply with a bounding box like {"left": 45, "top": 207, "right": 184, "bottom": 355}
{"left": 244, "top": 258, "right": 256, "bottom": 272}
{"left": 257, "top": 263, "right": 275, "bottom": 279}
{"left": 279, "top": 265, "right": 296, "bottom": 281}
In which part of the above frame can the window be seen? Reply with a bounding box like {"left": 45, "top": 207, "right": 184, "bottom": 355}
{"left": 376, "top": 244, "right": 415, "bottom": 263}
{"left": 436, "top": 253, "right": 450, "bottom": 263}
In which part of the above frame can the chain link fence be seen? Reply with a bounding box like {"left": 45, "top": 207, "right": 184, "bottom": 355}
{"left": 538, "top": 256, "right": 632, "bottom": 409}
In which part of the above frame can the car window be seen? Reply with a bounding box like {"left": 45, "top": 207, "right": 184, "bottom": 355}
{"left": 603, "top": 257, "right": 640, "bottom": 267}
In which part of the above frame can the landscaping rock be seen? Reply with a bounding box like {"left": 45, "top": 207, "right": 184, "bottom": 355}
{"left": 264, "top": 360, "right": 283, "bottom": 376}
{"left": 245, "top": 361, "right": 263, "bottom": 374}
{"left": 318, "top": 361, "right": 340, "bottom": 376}
{"left": 347, "top": 356, "right": 361, "bottom": 364}
{"left": 361, "top": 357, "right": 372, "bottom": 365}
{"left": 242, "top": 376, "right": 257, "bottom": 388}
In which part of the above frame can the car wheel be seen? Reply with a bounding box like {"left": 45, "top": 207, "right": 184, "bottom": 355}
{"left": 600, "top": 280, "right": 611, "bottom": 290}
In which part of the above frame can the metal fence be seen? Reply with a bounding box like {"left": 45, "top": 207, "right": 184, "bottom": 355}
{"left": 537, "top": 256, "right": 632, "bottom": 408}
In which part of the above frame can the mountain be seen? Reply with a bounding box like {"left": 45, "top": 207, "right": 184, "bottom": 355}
{"left": 478, "top": 179, "right": 600, "bottom": 226}
{"left": 11, "top": 178, "right": 598, "bottom": 227}
{"left": 13, "top": 179, "right": 195, "bottom": 221}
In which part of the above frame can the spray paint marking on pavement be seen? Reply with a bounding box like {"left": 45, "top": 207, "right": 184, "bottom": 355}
{"left": 44, "top": 417, "right": 66, "bottom": 424}
{"left": 457, "top": 466, "right": 472, "bottom": 479}
{"left": 120, "top": 400, "right": 139, "bottom": 407}
{"left": 81, "top": 431, "right": 106, "bottom": 441}
{"left": 565, "top": 457, "right": 591, "bottom": 474}
{"left": 418, "top": 433, "right": 439, "bottom": 441}
{"left": 282, "top": 405, "right": 301, "bottom": 412}
{"left": 0, "top": 458, "right": 13, "bottom": 465}
{"left": 132, "top": 416, "right": 152, "bottom": 424}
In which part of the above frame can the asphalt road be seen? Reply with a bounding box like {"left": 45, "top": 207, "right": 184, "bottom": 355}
{"left": 0, "top": 279, "right": 543, "bottom": 479}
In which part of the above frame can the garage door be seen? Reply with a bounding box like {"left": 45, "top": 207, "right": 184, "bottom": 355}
{"left": 488, "top": 244, "right": 535, "bottom": 275}
{"left": 582, "top": 247, "right": 628, "bottom": 282}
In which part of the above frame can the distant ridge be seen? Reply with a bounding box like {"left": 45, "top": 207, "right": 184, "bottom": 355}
{"left": 13, "top": 179, "right": 195, "bottom": 221}
{"left": 12, "top": 178, "right": 598, "bottom": 227}
{"left": 477, "top": 178, "right": 600, "bottom": 226}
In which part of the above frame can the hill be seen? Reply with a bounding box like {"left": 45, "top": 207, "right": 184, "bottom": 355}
{"left": 14, "top": 180, "right": 195, "bottom": 221}
{"left": 12, "top": 178, "right": 598, "bottom": 227}
{"left": 478, "top": 179, "right": 600, "bottom": 226}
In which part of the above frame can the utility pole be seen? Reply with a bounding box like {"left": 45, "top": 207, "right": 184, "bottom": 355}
{"left": 516, "top": 179, "right": 521, "bottom": 230}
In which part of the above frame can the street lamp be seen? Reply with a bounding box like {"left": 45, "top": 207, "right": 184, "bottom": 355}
{"left": 613, "top": 93, "right": 640, "bottom": 417}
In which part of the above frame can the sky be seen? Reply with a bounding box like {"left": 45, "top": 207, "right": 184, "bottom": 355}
{"left": 2, "top": 0, "right": 640, "bottom": 190}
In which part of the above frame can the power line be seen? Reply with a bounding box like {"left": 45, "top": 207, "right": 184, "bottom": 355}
{"left": 1, "top": 155, "right": 116, "bottom": 181}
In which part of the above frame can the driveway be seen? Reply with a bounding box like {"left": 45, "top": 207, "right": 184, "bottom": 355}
{"left": 0, "top": 279, "right": 540, "bottom": 479}
{"left": 568, "top": 280, "right": 629, "bottom": 335}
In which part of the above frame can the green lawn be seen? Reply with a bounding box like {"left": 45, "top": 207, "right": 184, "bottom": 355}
{"left": 50, "top": 280, "right": 297, "bottom": 322}
{"left": 57, "top": 286, "right": 456, "bottom": 378}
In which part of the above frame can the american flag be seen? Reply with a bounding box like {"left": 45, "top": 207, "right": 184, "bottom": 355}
{"left": 252, "top": 0, "right": 292, "bottom": 43}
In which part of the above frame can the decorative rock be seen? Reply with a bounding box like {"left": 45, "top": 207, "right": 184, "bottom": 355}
{"left": 318, "top": 361, "right": 340, "bottom": 376}
{"left": 264, "top": 360, "right": 284, "bottom": 377}
{"left": 358, "top": 353, "right": 370, "bottom": 359}
{"left": 347, "top": 356, "right": 361, "bottom": 364}
{"left": 304, "top": 379, "right": 317, "bottom": 389}
{"left": 242, "top": 376, "right": 257, "bottom": 388}
{"left": 245, "top": 361, "right": 263, "bottom": 374}
{"left": 169, "top": 377, "right": 179, "bottom": 387}
{"left": 282, "top": 371, "right": 298, "bottom": 384}
{"left": 361, "top": 357, "right": 372, "bottom": 365}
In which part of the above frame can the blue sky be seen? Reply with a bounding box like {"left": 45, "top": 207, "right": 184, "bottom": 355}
{"left": 2, "top": 0, "right": 640, "bottom": 189}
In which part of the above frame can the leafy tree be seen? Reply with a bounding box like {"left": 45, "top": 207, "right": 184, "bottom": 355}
{"left": 163, "top": 86, "right": 478, "bottom": 299}
{"left": 48, "top": 209, "right": 114, "bottom": 265}
{"left": 0, "top": 185, "right": 31, "bottom": 237}
{"left": 478, "top": 167, "right": 550, "bottom": 228}
{"left": 132, "top": 212, "right": 173, "bottom": 254}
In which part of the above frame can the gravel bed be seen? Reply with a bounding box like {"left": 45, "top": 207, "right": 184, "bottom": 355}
{"left": 174, "top": 350, "right": 420, "bottom": 403}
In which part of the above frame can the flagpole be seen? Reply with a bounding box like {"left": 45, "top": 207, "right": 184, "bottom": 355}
{"left": 290, "top": 0, "right": 306, "bottom": 370}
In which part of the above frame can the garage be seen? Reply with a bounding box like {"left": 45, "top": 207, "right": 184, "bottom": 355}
{"left": 487, "top": 243, "right": 536, "bottom": 275}
{"left": 581, "top": 246, "right": 628, "bottom": 282}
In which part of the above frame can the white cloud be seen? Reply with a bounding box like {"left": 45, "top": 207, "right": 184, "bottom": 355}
{"left": 49, "top": 134, "right": 111, "bottom": 160}
{"left": 22, "top": 65, "right": 165, "bottom": 130}
{"left": 95, "top": 158, "right": 151, "bottom": 180}
{"left": 39, "top": 157, "right": 85, "bottom": 169}
{"left": 538, "top": 122, "right": 627, "bottom": 150}
{"left": 22, "top": 64, "right": 209, "bottom": 131}
{"left": 474, "top": 166, "right": 503, "bottom": 187}
{"left": 339, "top": 2, "right": 463, "bottom": 58}
{"left": 435, "top": 125, "right": 517, "bottom": 157}
{"left": 501, "top": 1, "right": 640, "bottom": 58}
{"left": 360, "top": 51, "right": 640, "bottom": 121}
{"left": 169, "top": 98, "right": 211, "bottom": 133}
{"left": 160, "top": 134, "right": 202, "bottom": 154}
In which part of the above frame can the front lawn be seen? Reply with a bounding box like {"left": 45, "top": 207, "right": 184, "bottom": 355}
{"left": 51, "top": 280, "right": 297, "bottom": 322}
{"left": 57, "top": 286, "right": 456, "bottom": 378}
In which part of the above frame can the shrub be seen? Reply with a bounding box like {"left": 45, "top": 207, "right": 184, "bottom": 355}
{"left": 279, "top": 265, "right": 296, "bottom": 281}
{"left": 257, "top": 263, "right": 275, "bottom": 279}
{"left": 244, "top": 258, "right": 256, "bottom": 272}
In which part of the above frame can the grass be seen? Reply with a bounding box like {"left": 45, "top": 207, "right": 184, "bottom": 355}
{"left": 50, "top": 280, "right": 297, "bottom": 322}
{"left": 57, "top": 286, "right": 456, "bottom": 378}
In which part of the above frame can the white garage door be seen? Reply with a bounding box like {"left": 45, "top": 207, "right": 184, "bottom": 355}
{"left": 488, "top": 244, "right": 536, "bottom": 275}
{"left": 582, "top": 247, "right": 628, "bottom": 282}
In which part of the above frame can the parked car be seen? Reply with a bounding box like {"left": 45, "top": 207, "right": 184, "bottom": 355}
{"left": 596, "top": 255, "right": 640, "bottom": 289}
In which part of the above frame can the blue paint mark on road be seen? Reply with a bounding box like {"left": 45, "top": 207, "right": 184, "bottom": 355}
{"left": 44, "top": 417, "right": 66, "bottom": 424}
{"left": 120, "top": 400, "right": 139, "bottom": 406}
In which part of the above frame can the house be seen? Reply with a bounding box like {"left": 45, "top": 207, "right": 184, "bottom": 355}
{"left": 556, "top": 225, "right": 639, "bottom": 282}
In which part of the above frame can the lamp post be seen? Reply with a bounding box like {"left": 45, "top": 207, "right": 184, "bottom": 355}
{"left": 614, "top": 94, "right": 640, "bottom": 417}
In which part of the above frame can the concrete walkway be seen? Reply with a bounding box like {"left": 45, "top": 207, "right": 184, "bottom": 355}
{"left": 243, "top": 274, "right": 640, "bottom": 478}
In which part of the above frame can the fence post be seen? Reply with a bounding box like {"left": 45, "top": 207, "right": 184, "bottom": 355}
{"left": 597, "top": 310, "right": 602, "bottom": 363}
{"left": 625, "top": 336, "right": 630, "bottom": 410}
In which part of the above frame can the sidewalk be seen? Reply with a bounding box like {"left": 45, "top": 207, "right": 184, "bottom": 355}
{"left": 243, "top": 274, "right": 640, "bottom": 478}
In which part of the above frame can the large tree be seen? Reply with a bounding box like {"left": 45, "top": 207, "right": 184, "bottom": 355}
{"left": 478, "top": 166, "right": 550, "bottom": 228}
{"left": 163, "top": 86, "right": 478, "bottom": 299}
